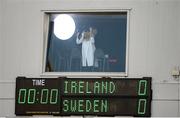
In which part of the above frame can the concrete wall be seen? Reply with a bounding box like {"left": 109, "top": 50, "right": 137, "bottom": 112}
{"left": 0, "top": 0, "right": 180, "bottom": 117}
{"left": 179, "top": 1, "right": 180, "bottom": 68}
{"left": 0, "top": 0, "right": 2, "bottom": 80}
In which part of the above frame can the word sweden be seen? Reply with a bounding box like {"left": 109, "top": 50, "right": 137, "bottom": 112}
{"left": 64, "top": 81, "right": 115, "bottom": 94}
{"left": 63, "top": 99, "right": 108, "bottom": 113}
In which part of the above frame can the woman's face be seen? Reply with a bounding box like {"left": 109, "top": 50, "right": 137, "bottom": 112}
{"left": 84, "top": 32, "right": 90, "bottom": 40}
{"left": 89, "top": 27, "right": 97, "bottom": 36}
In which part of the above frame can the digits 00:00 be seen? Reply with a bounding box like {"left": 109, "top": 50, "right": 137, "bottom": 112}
{"left": 18, "top": 89, "right": 58, "bottom": 104}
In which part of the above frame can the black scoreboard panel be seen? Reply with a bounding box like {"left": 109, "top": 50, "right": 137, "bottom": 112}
{"left": 15, "top": 77, "right": 61, "bottom": 115}
{"left": 61, "top": 77, "right": 151, "bottom": 97}
{"left": 61, "top": 97, "right": 151, "bottom": 117}
{"left": 15, "top": 77, "right": 152, "bottom": 117}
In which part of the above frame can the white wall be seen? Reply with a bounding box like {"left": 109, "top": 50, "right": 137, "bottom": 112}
{"left": 179, "top": 1, "right": 180, "bottom": 69}
{"left": 0, "top": 0, "right": 3, "bottom": 81}
{"left": 178, "top": 2, "right": 180, "bottom": 116}
{"left": 0, "top": 0, "right": 180, "bottom": 117}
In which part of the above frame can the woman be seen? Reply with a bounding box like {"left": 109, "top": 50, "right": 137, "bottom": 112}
{"left": 76, "top": 27, "right": 96, "bottom": 68}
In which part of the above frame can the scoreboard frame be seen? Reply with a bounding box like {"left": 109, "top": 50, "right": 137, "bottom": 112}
{"left": 15, "top": 77, "right": 152, "bottom": 117}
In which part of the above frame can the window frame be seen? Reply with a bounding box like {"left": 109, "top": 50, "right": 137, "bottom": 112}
{"left": 41, "top": 9, "right": 131, "bottom": 77}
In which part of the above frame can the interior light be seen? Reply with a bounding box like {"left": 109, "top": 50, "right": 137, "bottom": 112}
{"left": 54, "top": 14, "right": 75, "bottom": 40}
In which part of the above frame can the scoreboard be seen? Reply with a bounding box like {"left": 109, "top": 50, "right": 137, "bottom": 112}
{"left": 15, "top": 77, "right": 152, "bottom": 117}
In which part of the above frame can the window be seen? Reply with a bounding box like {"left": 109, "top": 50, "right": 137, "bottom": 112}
{"left": 42, "top": 10, "right": 130, "bottom": 77}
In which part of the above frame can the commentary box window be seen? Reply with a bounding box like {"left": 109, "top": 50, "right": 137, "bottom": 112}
{"left": 42, "top": 10, "right": 130, "bottom": 77}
